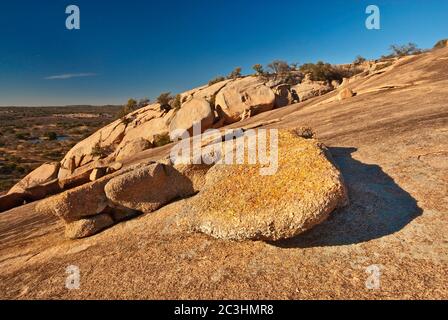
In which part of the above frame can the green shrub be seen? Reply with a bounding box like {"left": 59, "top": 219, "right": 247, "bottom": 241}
{"left": 389, "top": 43, "right": 422, "bottom": 57}
{"left": 267, "top": 60, "right": 291, "bottom": 75}
{"left": 299, "top": 61, "right": 355, "bottom": 82}
{"left": 252, "top": 64, "right": 265, "bottom": 75}
{"left": 15, "top": 132, "right": 29, "bottom": 140}
{"left": 353, "top": 55, "right": 366, "bottom": 65}
{"left": 91, "top": 141, "right": 113, "bottom": 158}
{"left": 137, "top": 97, "right": 150, "bottom": 108}
{"left": 172, "top": 94, "right": 182, "bottom": 110}
{"left": 116, "top": 98, "right": 138, "bottom": 120}
{"left": 157, "top": 92, "right": 174, "bottom": 112}
{"left": 208, "top": 76, "right": 226, "bottom": 86}
{"left": 45, "top": 131, "right": 58, "bottom": 141}
{"left": 153, "top": 133, "right": 171, "bottom": 148}
{"left": 228, "top": 67, "right": 242, "bottom": 79}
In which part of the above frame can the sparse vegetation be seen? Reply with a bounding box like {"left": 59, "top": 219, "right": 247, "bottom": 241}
{"left": 44, "top": 131, "right": 57, "bottom": 141}
{"left": 172, "top": 94, "right": 182, "bottom": 110}
{"left": 267, "top": 60, "right": 291, "bottom": 75}
{"left": 0, "top": 105, "right": 120, "bottom": 192}
{"left": 137, "top": 98, "right": 150, "bottom": 108}
{"left": 228, "top": 67, "right": 242, "bottom": 79}
{"left": 252, "top": 64, "right": 264, "bottom": 76}
{"left": 153, "top": 133, "right": 172, "bottom": 147}
{"left": 299, "top": 61, "right": 355, "bottom": 82}
{"left": 117, "top": 98, "right": 138, "bottom": 119}
{"left": 389, "top": 43, "right": 422, "bottom": 57}
{"left": 208, "top": 76, "right": 226, "bottom": 86}
{"left": 353, "top": 55, "right": 366, "bottom": 65}
{"left": 157, "top": 92, "right": 174, "bottom": 112}
{"left": 91, "top": 141, "right": 113, "bottom": 158}
{"left": 15, "top": 132, "right": 29, "bottom": 140}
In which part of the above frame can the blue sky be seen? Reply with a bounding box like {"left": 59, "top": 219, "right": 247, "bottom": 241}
{"left": 0, "top": 0, "right": 447, "bottom": 106}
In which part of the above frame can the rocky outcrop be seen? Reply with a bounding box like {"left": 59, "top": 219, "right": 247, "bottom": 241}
{"left": 115, "top": 138, "right": 152, "bottom": 162}
{"left": 7, "top": 73, "right": 342, "bottom": 212}
{"left": 215, "top": 77, "right": 276, "bottom": 124}
{"left": 8, "top": 162, "right": 60, "bottom": 196}
{"left": 105, "top": 163, "right": 197, "bottom": 212}
{"left": 183, "top": 129, "right": 348, "bottom": 241}
{"left": 291, "top": 76, "right": 334, "bottom": 102}
{"left": 34, "top": 160, "right": 213, "bottom": 239}
{"left": 0, "top": 193, "right": 26, "bottom": 213}
{"left": 169, "top": 98, "right": 214, "bottom": 139}
{"left": 36, "top": 175, "right": 111, "bottom": 223}
{"left": 338, "top": 88, "right": 355, "bottom": 101}
{"left": 65, "top": 213, "right": 115, "bottom": 239}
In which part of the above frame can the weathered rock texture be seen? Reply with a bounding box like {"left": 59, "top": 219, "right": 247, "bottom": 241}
{"left": 184, "top": 130, "right": 348, "bottom": 241}
{"left": 6, "top": 73, "right": 342, "bottom": 208}
{"left": 8, "top": 162, "right": 60, "bottom": 198}
{"left": 105, "top": 163, "right": 195, "bottom": 212}
{"left": 64, "top": 213, "right": 114, "bottom": 239}
{"left": 215, "top": 77, "right": 276, "bottom": 124}
{"left": 2, "top": 46, "right": 448, "bottom": 299}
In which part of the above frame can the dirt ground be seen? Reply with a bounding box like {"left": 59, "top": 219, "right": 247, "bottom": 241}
{"left": 0, "top": 48, "right": 447, "bottom": 299}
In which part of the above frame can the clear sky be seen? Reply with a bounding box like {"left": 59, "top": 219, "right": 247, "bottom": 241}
{"left": 0, "top": 0, "right": 447, "bottom": 106}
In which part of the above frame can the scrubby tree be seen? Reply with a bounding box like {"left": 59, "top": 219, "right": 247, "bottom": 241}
{"left": 299, "top": 61, "right": 356, "bottom": 82}
{"left": 137, "top": 97, "right": 150, "bottom": 108}
{"left": 172, "top": 94, "right": 182, "bottom": 110}
{"left": 157, "top": 92, "right": 174, "bottom": 112}
{"left": 126, "top": 98, "right": 137, "bottom": 110}
{"left": 208, "top": 76, "right": 226, "bottom": 86}
{"left": 228, "top": 67, "right": 242, "bottom": 79}
{"left": 389, "top": 43, "right": 421, "bottom": 57}
{"left": 252, "top": 64, "right": 264, "bottom": 75}
{"left": 267, "top": 60, "right": 290, "bottom": 75}
{"left": 116, "top": 98, "right": 138, "bottom": 119}
{"left": 353, "top": 55, "right": 366, "bottom": 65}
{"left": 45, "top": 131, "right": 58, "bottom": 141}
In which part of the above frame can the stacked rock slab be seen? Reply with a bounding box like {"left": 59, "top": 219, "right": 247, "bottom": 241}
{"left": 36, "top": 161, "right": 211, "bottom": 239}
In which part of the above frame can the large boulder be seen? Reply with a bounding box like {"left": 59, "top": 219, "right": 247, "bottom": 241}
{"left": 169, "top": 98, "right": 214, "bottom": 139}
{"left": 64, "top": 213, "right": 114, "bottom": 239}
{"left": 57, "top": 103, "right": 167, "bottom": 179}
{"left": 36, "top": 162, "right": 151, "bottom": 222}
{"left": 0, "top": 193, "right": 26, "bottom": 213}
{"left": 183, "top": 79, "right": 233, "bottom": 103}
{"left": 105, "top": 163, "right": 195, "bottom": 212}
{"left": 184, "top": 130, "right": 348, "bottom": 241}
{"left": 215, "top": 77, "right": 276, "bottom": 124}
{"left": 8, "top": 162, "right": 60, "bottom": 195}
{"left": 115, "top": 138, "right": 152, "bottom": 162}
{"left": 59, "top": 119, "right": 127, "bottom": 179}
{"left": 338, "top": 88, "right": 355, "bottom": 101}
{"left": 434, "top": 39, "right": 448, "bottom": 49}
{"left": 36, "top": 176, "right": 110, "bottom": 223}
{"left": 291, "top": 80, "right": 333, "bottom": 102}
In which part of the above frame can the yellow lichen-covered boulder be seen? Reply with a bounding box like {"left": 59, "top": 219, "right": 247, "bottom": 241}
{"left": 184, "top": 130, "right": 348, "bottom": 241}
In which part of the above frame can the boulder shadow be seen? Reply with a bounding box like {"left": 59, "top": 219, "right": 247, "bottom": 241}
{"left": 273, "top": 147, "right": 422, "bottom": 248}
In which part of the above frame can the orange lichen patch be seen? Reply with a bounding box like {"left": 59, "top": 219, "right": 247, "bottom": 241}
{"left": 185, "top": 129, "right": 348, "bottom": 241}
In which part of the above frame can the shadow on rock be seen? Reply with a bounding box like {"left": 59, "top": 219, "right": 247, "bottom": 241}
{"left": 273, "top": 147, "right": 422, "bottom": 248}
